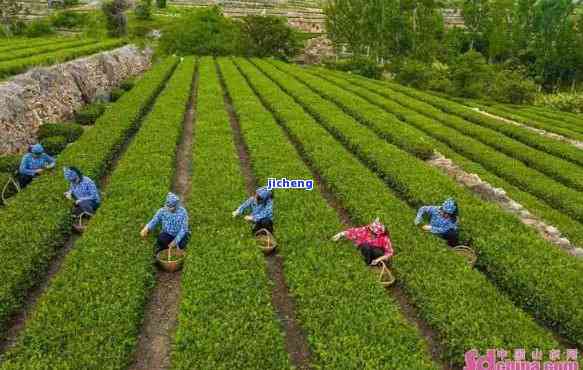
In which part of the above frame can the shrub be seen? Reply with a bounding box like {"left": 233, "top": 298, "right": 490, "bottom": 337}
{"left": 120, "top": 78, "right": 135, "bottom": 91}
{"left": 535, "top": 93, "right": 583, "bottom": 114}
{"left": 51, "top": 10, "right": 88, "bottom": 29}
{"left": 37, "top": 123, "right": 84, "bottom": 143}
{"left": 156, "top": 0, "right": 166, "bottom": 8}
{"left": 394, "top": 59, "right": 432, "bottom": 89}
{"left": 75, "top": 103, "right": 107, "bottom": 125}
{"left": 488, "top": 69, "right": 537, "bottom": 105}
{"left": 40, "top": 136, "right": 68, "bottom": 155}
{"left": 158, "top": 6, "right": 242, "bottom": 56}
{"left": 237, "top": 15, "right": 300, "bottom": 60}
{"left": 448, "top": 50, "right": 493, "bottom": 98}
{"left": 25, "top": 19, "right": 56, "bottom": 37}
{"left": 110, "top": 87, "right": 124, "bottom": 102}
{"left": 134, "top": 0, "right": 152, "bottom": 21}
{"left": 102, "top": 0, "right": 128, "bottom": 37}
{"left": 325, "top": 57, "right": 382, "bottom": 79}
{"left": 0, "top": 155, "right": 20, "bottom": 173}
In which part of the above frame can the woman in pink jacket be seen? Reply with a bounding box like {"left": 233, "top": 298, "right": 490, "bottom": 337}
{"left": 332, "top": 218, "right": 394, "bottom": 266}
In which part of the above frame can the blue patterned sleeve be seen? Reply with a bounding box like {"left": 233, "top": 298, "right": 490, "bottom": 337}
{"left": 173, "top": 211, "right": 189, "bottom": 244}
{"left": 235, "top": 197, "right": 254, "bottom": 216}
{"left": 43, "top": 154, "right": 56, "bottom": 168}
{"left": 415, "top": 206, "right": 432, "bottom": 225}
{"left": 146, "top": 209, "right": 162, "bottom": 231}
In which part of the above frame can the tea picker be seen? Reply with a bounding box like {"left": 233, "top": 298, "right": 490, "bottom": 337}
{"left": 415, "top": 198, "right": 477, "bottom": 267}
{"left": 63, "top": 167, "right": 101, "bottom": 233}
{"left": 331, "top": 218, "right": 395, "bottom": 287}
{"left": 141, "top": 192, "right": 191, "bottom": 254}
{"left": 17, "top": 144, "right": 56, "bottom": 190}
{"left": 232, "top": 186, "right": 274, "bottom": 234}
{"left": 232, "top": 186, "right": 277, "bottom": 254}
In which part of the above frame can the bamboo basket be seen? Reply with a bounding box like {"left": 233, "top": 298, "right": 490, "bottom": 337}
{"left": 72, "top": 212, "right": 92, "bottom": 234}
{"left": 156, "top": 245, "right": 185, "bottom": 272}
{"left": 453, "top": 245, "right": 477, "bottom": 267}
{"left": 255, "top": 228, "right": 277, "bottom": 255}
{"left": 372, "top": 261, "right": 396, "bottom": 287}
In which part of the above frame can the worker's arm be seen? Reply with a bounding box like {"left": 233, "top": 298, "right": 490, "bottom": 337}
{"left": 414, "top": 206, "right": 432, "bottom": 225}
{"left": 44, "top": 154, "right": 56, "bottom": 169}
{"left": 233, "top": 197, "right": 253, "bottom": 217}
{"left": 146, "top": 210, "right": 162, "bottom": 231}
{"left": 372, "top": 238, "right": 394, "bottom": 265}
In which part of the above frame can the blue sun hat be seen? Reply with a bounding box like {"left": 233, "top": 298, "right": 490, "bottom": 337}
{"left": 31, "top": 144, "right": 44, "bottom": 155}
{"left": 442, "top": 198, "right": 458, "bottom": 215}
{"left": 63, "top": 167, "right": 80, "bottom": 183}
{"left": 165, "top": 192, "right": 180, "bottom": 208}
{"left": 256, "top": 186, "right": 272, "bottom": 200}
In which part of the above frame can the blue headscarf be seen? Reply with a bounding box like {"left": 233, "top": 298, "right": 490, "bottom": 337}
{"left": 256, "top": 186, "right": 272, "bottom": 201}
{"left": 442, "top": 198, "right": 458, "bottom": 215}
{"left": 165, "top": 192, "right": 180, "bottom": 208}
{"left": 63, "top": 167, "right": 80, "bottom": 183}
{"left": 31, "top": 144, "right": 44, "bottom": 155}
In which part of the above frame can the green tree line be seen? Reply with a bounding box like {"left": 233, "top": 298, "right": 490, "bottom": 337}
{"left": 325, "top": 0, "right": 583, "bottom": 91}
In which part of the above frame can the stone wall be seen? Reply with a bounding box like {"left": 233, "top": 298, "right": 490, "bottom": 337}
{"left": 0, "top": 45, "right": 152, "bottom": 155}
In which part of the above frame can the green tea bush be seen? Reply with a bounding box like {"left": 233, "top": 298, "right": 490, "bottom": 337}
{"left": 0, "top": 57, "right": 191, "bottom": 369}
{"left": 246, "top": 58, "right": 563, "bottom": 367}
{"left": 0, "top": 155, "right": 20, "bottom": 173}
{"left": 172, "top": 57, "right": 292, "bottom": 369}
{"left": 312, "top": 69, "right": 583, "bottom": 349}
{"left": 40, "top": 136, "right": 68, "bottom": 155}
{"left": 0, "top": 57, "right": 177, "bottom": 338}
{"left": 218, "top": 57, "right": 439, "bottom": 369}
{"left": 0, "top": 39, "right": 125, "bottom": 79}
{"left": 110, "top": 87, "right": 124, "bottom": 101}
{"left": 120, "top": 78, "right": 135, "bottom": 91}
{"left": 37, "top": 122, "right": 84, "bottom": 143}
{"left": 75, "top": 103, "right": 106, "bottom": 125}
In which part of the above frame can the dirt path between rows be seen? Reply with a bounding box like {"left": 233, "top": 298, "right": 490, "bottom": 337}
{"left": 128, "top": 63, "right": 198, "bottom": 370}
{"left": 0, "top": 68, "right": 178, "bottom": 358}
{"left": 217, "top": 61, "right": 312, "bottom": 370}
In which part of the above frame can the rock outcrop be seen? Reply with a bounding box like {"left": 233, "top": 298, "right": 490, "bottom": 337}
{"left": 0, "top": 45, "right": 152, "bottom": 155}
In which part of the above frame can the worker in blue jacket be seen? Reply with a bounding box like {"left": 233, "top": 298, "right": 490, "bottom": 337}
{"left": 415, "top": 198, "right": 460, "bottom": 247}
{"left": 18, "top": 144, "right": 56, "bottom": 189}
{"left": 233, "top": 186, "right": 274, "bottom": 235}
{"left": 63, "top": 167, "right": 101, "bottom": 216}
{"left": 141, "top": 193, "right": 190, "bottom": 254}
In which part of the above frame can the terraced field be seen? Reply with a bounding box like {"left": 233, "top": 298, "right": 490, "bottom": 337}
{"left": 0, "top": 57, "right": 582, "bottom": 369}
{"left": 0, "top": 37, "right": 126, "bottom": 79}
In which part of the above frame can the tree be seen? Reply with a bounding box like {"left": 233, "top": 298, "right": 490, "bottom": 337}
{"left": 238, "top": 16, "right": 299, "bottom": 60}
{"left": 102, "top": 0, "right": 128, "bottom": 37}
{"left": 0, "top": 0, "right": 27, "bottom": 36}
